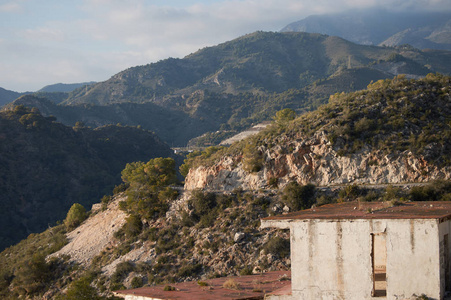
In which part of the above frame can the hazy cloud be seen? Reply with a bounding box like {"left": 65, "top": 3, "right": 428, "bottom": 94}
{"left": 21, "top": 27, "right": 65, "bottom": 42}
{"left": 0, "top": 2, "right": 22, "bottom": 13}
{"left": 1, "top": 0, "right": 451, "bottom": 91}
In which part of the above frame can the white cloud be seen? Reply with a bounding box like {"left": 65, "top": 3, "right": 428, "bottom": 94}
{"left": 1, "top": 0, "right": 451, "bottom": 91}
{"left": 340, "top": 0, "right": 451, "bottom": 11}
{"left": 0, "top": 2, "right": 22, "bottom": 13}
{"left": 76, "top": 0, "right": 314, "bottom": 64}
{"left": 78, "top": 0, "right": 451, "bottom": 65}
{"left": 21, "top": 27, "right": 65, "bottom": 42}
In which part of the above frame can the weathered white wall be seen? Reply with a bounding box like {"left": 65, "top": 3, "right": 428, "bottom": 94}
{"left": 373, "top": 233, "right": 386, "bottom": 272}
{"left": 439, "top": 219, "right": 451, "bottom": 297}
{"left": 289, "top": 219, "right": 373, "bottom": 300}
{"left": 386, "top": 219, "right": 440, "bottom": 299}
{"left": 261, "top": 218, "right": 444, "bottom": 300}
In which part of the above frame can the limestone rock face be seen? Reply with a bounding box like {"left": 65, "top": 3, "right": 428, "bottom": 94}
{"left": 184, "top": 132, "right": 451, "bottom": 191}
{"left": 50, "top": 195, "right": 127, "bottom": 266}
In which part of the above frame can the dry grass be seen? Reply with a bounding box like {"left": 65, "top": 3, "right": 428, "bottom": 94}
{"left": 223, "top": 278, "right": 240, "bottom": 290}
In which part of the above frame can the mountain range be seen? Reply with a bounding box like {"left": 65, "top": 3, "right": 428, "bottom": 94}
{"left": 0, "top": 9, "right": 450, "bottom": 296}
{"left": 0, "top": 82, "right": 96, "bottom": 108}
{"left": 0, "top": 88, "right": 26, "bottom": 108}
{"left": 6, "top": 31, "right": 451, "bottom": 146}
{"left": 38, "top": 82, "right": 96, "bottom": 93}
{"left": 1, "top": 74, "right": 450, "bottom": 299}
{"left": 282, "top": 9, "right": 451, "bottom": 50}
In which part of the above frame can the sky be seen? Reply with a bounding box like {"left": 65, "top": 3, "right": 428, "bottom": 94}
{"left": 1, "top": 0, "right": 450, "bottom": 92}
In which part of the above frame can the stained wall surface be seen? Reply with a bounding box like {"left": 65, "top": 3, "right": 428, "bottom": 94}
{"left": 439, "top": 220, "right": 451, "bottom": 295}
{"left": 262, "top": 218, "right": 445, "bottom": 300}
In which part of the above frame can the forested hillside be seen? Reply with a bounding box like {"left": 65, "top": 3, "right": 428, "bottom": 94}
{"left": 1, "top": 75, "right": 450, "bottom": 299}
{"left": 0, "top": 106, "right": 174, "bottom": 250}
{"left": 10, "top": 31, "right": 451, "bottom": 146}
{"left": 0, "top": 88, "right": 26, "bottom": 108}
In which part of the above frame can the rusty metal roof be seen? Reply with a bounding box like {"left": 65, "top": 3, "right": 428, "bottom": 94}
{"left": 114, "top": 271, "right": 291, "bottom": 300}
{"left": 263, "top": 201, "right": 451, "bottom": 222}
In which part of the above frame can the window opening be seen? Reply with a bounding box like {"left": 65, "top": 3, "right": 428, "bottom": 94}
{"left": 371, "top": 233, "right": 387, "bottom": 297}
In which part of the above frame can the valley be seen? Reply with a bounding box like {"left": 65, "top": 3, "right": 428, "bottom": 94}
{"left": 0, "top": 73, "right": 450, "bottom": 299}
{"left": 4, "top": 31, "right": 451, "bottom": 147}
{"left": 0, "top": 13, "right": 450, "bottom": 299}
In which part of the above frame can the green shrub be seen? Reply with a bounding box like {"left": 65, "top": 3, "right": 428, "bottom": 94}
{"left": 64, "top": 203, "right": 87, "bottom": 231}
{"left": 130, "top": 277, "right": 143, "bottom": 289}
{"left": 123, "top": 215, "right": 143, "bottom": 238}
{"left": 239, "top": 266, "right": 253, "bottom": 275}
{"left": 143, "top": 227, "right": 158, "bottom": 241}
{"left": 111, "top": 261, "right": 134, "bottom": 284}
{"left": 189, "top": 190, "right": 217, "bottom": 218}
{"left": 157, "top": 255, "right": 170, "bottom": 264}
{"left": 410, "top": 180, "right": 451, "bottom": 201}
{"left": 383, "top": 186, "right": 403, "bottom": 202}
{"left": 198, "top": 212, "right": 218, "bottom": 228}
{"left": 155, "top": 227, "right": 180, "bottom": 254}
{"left": 252, "top": 196, "right": 271, "bottom": 210}
{"left": 64, "top": 277, "right": 100, "bottom": 300}
{"left": 101, "top": 195, "right": 112, "bottom": 211}
{"left": 281, "top": 182, "right": 316, "bottom": 211}
{"left": 110, "top": 283, "right": 126, "bottom": 291}
{"left": 273, "top": 108, "right": 296, "bottom": 126}
{"left": 242, "top": 142, "right": 263, "bottom": 173}
{"left": 338, "top": 184, "right": 362, "bottom": 201}
{"left": 216, "top": 194, "right": 234, "bottom": 209}
{"left": 263, "top": 236, "right": 290, "bottom": 258}
{"left": 0, "top": 270, "right": 13, "bottom": 291}
{"left": 268, "top": 177, "right": 279, "bottom": 188}
{"left": 158, "top": 187, "right": 179, "bottom": 202}
{"left": 177, "top": 263, "right": 202, "bottom": 277}
{"left": 316, "top": 195, "right": 335, "bottom": 206}
{"left": 113, "top": 183, "right": 128, "bottom": 194}
{"left": 163, "top": 285, "right": 176, "bottom": 291}
{"left": 12, "top": 253, "right": 52, "bottom": 295}
{"left": 120, "top": 157, "right": 178, "bottom": 220}
{"left": 362, "top": 191, "right": 381, "bottom": 202}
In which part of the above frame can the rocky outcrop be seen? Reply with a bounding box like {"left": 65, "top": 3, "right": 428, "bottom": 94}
{"left": 185, "top": 132, "right": 451, "bottom": 191}
{"left": 49, "top": 189, "right": 290, "bottom": 290}
{"left": 50, "top": 195, "right": 127, "bottom": 266}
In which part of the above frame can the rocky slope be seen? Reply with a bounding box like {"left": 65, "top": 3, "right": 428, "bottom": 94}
{"left": 33, "top": 188, "right": 290, "bottom": 299}
{"left": 50, "top": 198, "right": 128, "bottom": 267}
{"left": 2, "top": 75, "right": 450, "bottom": 300}
{"left": 184, "top": 74, "right": 451, "bottom": 191}
{"left": 185, "top": 131, "right": 450, "bottom": 191}
{"left": 54, "top": 192, "right": 288, "bottom": 269}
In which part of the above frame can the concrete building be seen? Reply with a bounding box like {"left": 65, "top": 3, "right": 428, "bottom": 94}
{"left": 261, "top": 201, "right": 451, "bottom": 300}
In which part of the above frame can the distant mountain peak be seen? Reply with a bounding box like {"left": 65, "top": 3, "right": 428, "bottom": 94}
{"left": 10, "top": 31, "right": 451, "bottom": 147}
{"left": 282, "top": 9, "right": 451, "bottom": 50}
{"left": 38, "top": 81, "right": 96, "bottom": 93}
